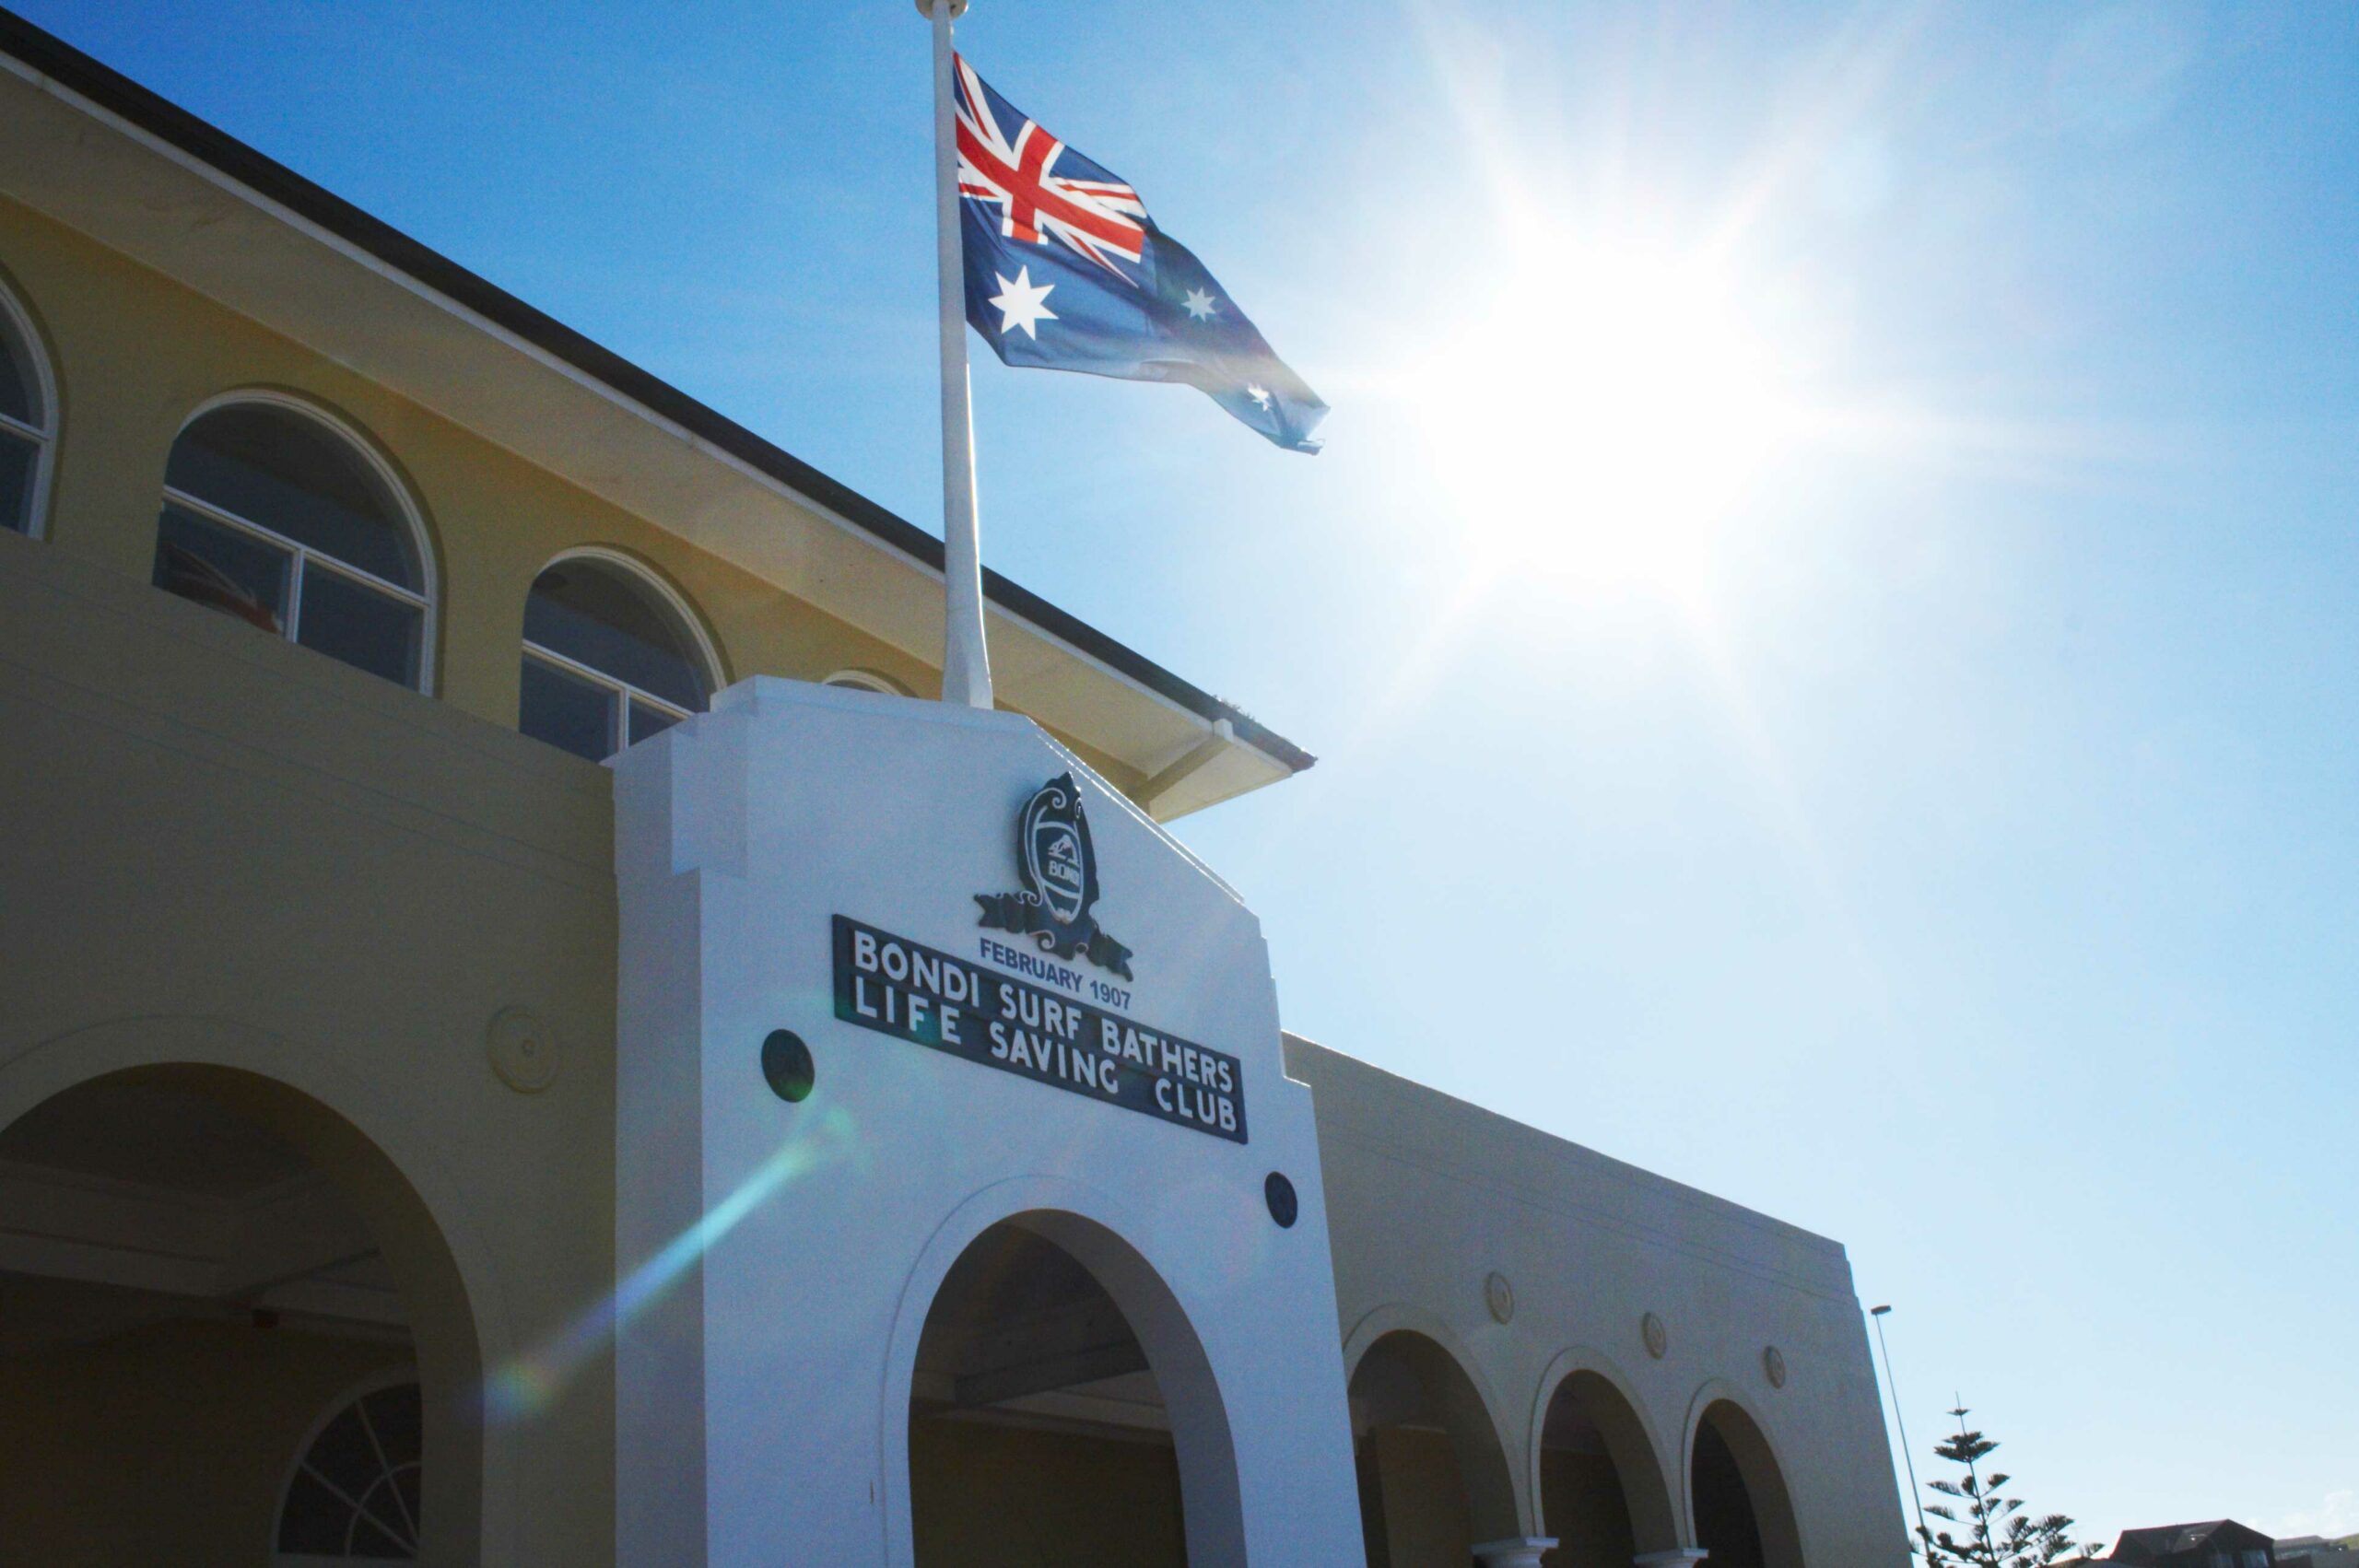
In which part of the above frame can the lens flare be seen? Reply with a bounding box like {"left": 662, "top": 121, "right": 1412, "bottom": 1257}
{"left": 487, "top": 1105, "right": 860, "bottom": 1421}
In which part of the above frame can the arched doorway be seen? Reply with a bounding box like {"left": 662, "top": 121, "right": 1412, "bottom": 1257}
{"left": 0, "top": 1064, "right": 482, "bottom": 1564}
{"left": 1536, "top": 1367, "right": 1676, "bottom": 1567}
{"left": 907, "top": 1214, "right": 1238, "bottom": 1567}
{"left": 1348, "top": 1328, "right": 1520, "bottom": 1568}
{"left": 1690, "top": 1398, "right": 1804, "bottom": 1568}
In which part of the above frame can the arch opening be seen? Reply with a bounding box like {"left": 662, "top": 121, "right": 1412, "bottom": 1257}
{"left": 1348, "top": 1329, "right": 1520, "bottom": 1568}
{"left": 0, "top": 1065, "right": 483, "bottom": 1564}
{"left": 907, "top": 1214, "right": 1239, "bottom": 1568}
{"left": 1691, "top": 1399, "right": 1804, "bottom": 1568}
{"left": 1537, "top": 1369, "right": 1677, "bottom": 1566}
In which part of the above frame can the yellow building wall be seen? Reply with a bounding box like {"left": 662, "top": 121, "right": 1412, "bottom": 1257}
{"left": 0, "top": 168, "right": 1163, "bottom": 1566}
{"left": 0, "top": 1320, "right": 409, "bottom": 1568}
{"left": 1351, "top": 1435, "right": 1639, "bottom": 1568}
{"left": 0, "top": 193, "right": 1144, "bottom": 795}
{"left": 1540, "top": 1450, "right": 1639, "bottom": 1568}
{"left": 908, "top": 1417, "right": 1187, "bottom": 1568}
{"left": 1359, "top": 1427, "right": 1474, "bottom": 1568}
{"left": 0, "top": 522, "right": 622, "bottom": 1564}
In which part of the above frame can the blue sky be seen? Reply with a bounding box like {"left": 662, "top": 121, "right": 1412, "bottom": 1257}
{"left": 32, "top": 0, "right": 2357, "bottom": 1547}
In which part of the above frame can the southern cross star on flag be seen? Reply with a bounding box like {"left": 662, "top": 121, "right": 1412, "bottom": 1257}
{"left": 953, "top": 55, "right": 1329, "bottom": 453}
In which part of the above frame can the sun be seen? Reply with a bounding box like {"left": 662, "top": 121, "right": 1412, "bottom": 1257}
{"left": 1411, "top": 234, "right": 1802, "bottom": 601}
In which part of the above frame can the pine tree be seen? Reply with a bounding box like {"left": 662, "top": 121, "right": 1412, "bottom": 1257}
{"left": 1917, "top": 1403, "right": 2098, "bottom": 1567}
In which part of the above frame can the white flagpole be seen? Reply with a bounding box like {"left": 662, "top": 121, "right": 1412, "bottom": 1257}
{"left": 923, "top": 0, "right": 992, "bottom": 708}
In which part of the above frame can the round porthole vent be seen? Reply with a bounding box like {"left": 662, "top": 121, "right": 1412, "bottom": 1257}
{"left": 761, "top": 1030, "right": 816, "bottom": 1104}
{"left": 1264, "top": 1171, "right": 1298, "bottom": 1228}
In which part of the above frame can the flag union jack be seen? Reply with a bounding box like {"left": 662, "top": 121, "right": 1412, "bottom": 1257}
{"left": 955, "top": 54, "right": 1147, "bottom": 280}
{"left": 951, "top": 55, "right": 1329, "bottom": 451}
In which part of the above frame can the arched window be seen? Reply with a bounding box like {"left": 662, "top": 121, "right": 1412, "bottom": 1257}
{"left": 152, "top": 400, "right": 431, "bottom": 689}
{"left": 275, "top": 1376, "right": 421, "bottom": 1563}
{"left": 0, "top": 275, "right": 56, "bottom": 537}
{"left": 520, "top": 552, "right": 714, "bottom": 761}
{"left": 824, "top": 667, "right": 911, "bottom": 696}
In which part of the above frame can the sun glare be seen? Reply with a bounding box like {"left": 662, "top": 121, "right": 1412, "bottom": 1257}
{"left": 1414, "top": 235, "right": 1802, "bottom": 601}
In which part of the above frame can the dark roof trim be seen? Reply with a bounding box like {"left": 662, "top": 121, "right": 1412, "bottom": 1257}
{"left": 0, "top": 6, "right": 1313, "bottom": 775}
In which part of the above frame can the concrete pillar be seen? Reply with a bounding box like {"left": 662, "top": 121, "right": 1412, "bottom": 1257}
{"left": 1474, "top": 1539, "right": 1558, "bottom": 1568}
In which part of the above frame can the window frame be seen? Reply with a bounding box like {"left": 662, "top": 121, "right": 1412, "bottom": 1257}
{"left": 161, "top": 392, "right": 439, "bottom": 692}
{"left": 521, "top": 545, "right": 722, "bottom": 760}
{"left": 0, "top": 272, "right": 59, "bottom": 541}
{"left": 269, "top": 1367, "right": 423, "bottom": 1567}
{"left": 521, "top": 637, "right": 697, "bottom": 756}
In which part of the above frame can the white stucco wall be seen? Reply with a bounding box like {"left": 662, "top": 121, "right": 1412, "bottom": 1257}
{"left": 611, "top": 678, "right": 1366, "bottom": 1568}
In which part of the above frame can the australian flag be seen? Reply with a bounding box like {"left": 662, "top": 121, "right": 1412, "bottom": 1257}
{"left": 953, "top": 56, "right": 1328, "bottom": 453}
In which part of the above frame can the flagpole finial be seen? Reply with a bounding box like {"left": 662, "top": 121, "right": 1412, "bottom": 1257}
{"left": 915, "top": 0, "right": 968, "bottom": 17}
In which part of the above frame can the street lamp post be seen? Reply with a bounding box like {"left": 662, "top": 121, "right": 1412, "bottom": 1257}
{"left": 1872, "top": 1304, "right": 1931, "bottom": 1556}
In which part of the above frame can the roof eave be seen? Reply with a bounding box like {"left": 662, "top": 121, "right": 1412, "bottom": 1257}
{"left": 0, "top": 6, "right": 1315, "bottom": 793}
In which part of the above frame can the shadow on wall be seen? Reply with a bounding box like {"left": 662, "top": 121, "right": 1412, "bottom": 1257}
{"left": 1350, "top": 1328, "right": 1522, "bottom": 1568}
{"left": 904, "top": 1211, "right": 1247, "bottom": 1568}
{"left": 1692, "top": 1398, "right": 1803, "bottom": 1568}
{"left": 1342, "top": 1330, "right": 1808, "bottom": 1568}
{"left": 0, "top": 1062, "right": 484, "bottom": 1565}
{"left": 1538, "top": 1367, "right": 1680, "bottom": 1568}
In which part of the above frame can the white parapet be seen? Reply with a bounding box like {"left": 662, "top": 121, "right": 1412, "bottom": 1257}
{"left": 611, "top": 676, "right": 1365, "bottom": 1567}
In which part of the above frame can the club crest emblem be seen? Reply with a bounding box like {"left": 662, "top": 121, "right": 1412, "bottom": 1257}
{"left": 975, "top": 773, "right": 1133, "bottom": 979}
